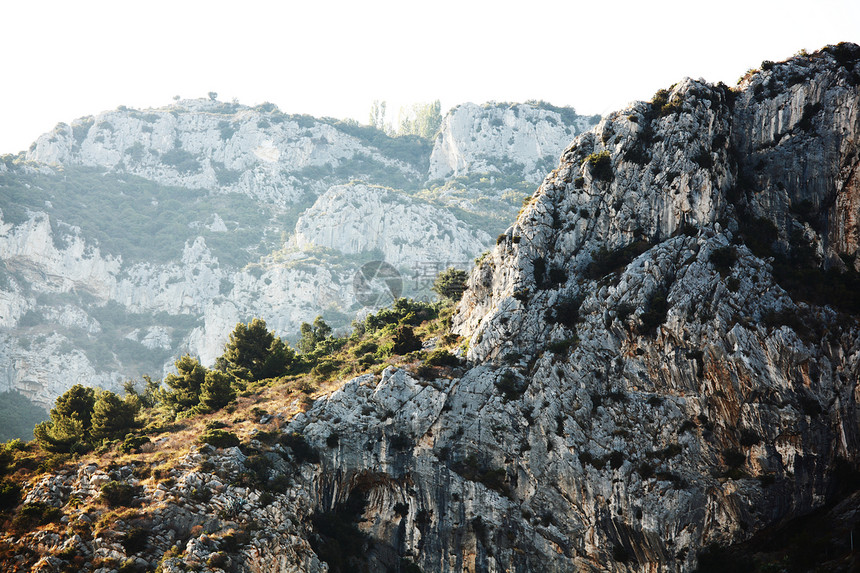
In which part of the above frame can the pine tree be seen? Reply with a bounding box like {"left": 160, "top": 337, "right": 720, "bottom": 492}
{"left": 432, "top": 267, "right": 468, "bottom": 301}
{"left": 162, "top": 355, "right": 207, "bottom": 413}
{"left": 34, "top": 385, "right": 96, "bottom": 452}
{"left": 392, "top": 325, "right": 422, "bottom": 355}
{"left": 199, "top": 370, "right": 236, "bottom": 412}
{"left": 299, "top": 316, "right": 332, "bottom": 355}
{"left": 51, "top": 385, "right": 96, "bottom": 432}
{"left": 222, "top": 318, "right": 294, "bottom": 381}
{"left": 90, "top": 391, "right": 138, "bottom": 441}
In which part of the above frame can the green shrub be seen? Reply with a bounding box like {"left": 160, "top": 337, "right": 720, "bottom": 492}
{"left": 585, "top": 151, "right": 613, "bottom": 182}
{"left": 160, "top": 148, "right": 200, "bottom": 173}
{"left": 389, "top": 432, "right": 413, "bottom": 451}
{"left": 578, "top": 451, "right": 607, "bottom": 470}
{"left": 207, "top": 551, "right": 230, "bottom": 568}
{"left": 432, "top": 268, "right": 468, "bottom": 302}
{"left": 244, "top": 454, "right": 272, "bottom": 484}
{"left": 13, "top": 501, "right": 63, "bottom": 531}
{"left": 639, "top": 288, "right": 668, "bottom": 335}
{"left": 710, "top": 246, "right": 737, "bottom": 276}
{"left": 122, "top": 527, "right": 149, "bottom": 553}
{"left": 450, "top": 455, "right": 510, "bottom": 498}
{"left": 0, "top": 480, "right": 22, "bottom": 511}
{"left": 423, "top": 349, "right": 462, "bottom": 367}
{"left": 119, "top": 435, "right": 150, "bottom": 454}
{"left": 311, "top": 360, "right": 341, "bottom": 380}
{"left": 392, "top": 325, "right": 422, "bottom": 355}
{"left": 692, "top": 149, "right": 713, "bottom": 169}
{"left": 199, "top": 429, "right": 240, "bottom": 449}
{"left": 587, "top": 240, "right": 650, "bottom": 279}
{"left": 280, "top": 432, "right": 320, "bottom": 464}
{"left": 637, "top": 461, "right": 655, "bottom": 479}
{"left": 218, "top": 120, "right": 237, "bottom": 140}
{"left": 100, "top": 481, "right": 141, "bottom": 508}
{"left": 495, "top": 371, "right": 527, "bottom": 402}
{"left": 651, "top": 88, "right": 683, "bottom": 117}
{"left": 363, "top": 299, "right": 436, "bottom": 333}
{"left": 548, "top": 337, "right": 577, "bottom": 355}
{"left": 513, "top": 288, "right": 530, "bottom": 302}
{"left": 351, "top": 341, "right": 378, "bottom": 357}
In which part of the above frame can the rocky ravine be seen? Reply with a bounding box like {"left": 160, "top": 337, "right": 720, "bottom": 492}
{"left": 2, "top": 45, "right": 858, "bottom": 573}
{"left": 0, "top": 100, "right": 597, "bottom": 413}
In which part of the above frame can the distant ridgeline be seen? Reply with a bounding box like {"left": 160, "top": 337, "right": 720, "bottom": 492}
{"left": 0, "top": 97, "right": 598, "bottom": 430}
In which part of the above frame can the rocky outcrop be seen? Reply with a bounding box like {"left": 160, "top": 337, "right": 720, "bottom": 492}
{"left": 731, "top": 47, "right": 860, "bottom": 264}
{"left": 3, "top": 443, "right": 327, "bottom": 573}
{"left": 10, "top": 45, "right": 860, "bottom": 572}
{"left": 27, "top": 98, "right": 419, "bottom": 206}
{"left": 5, "top": 45, "right": 859, "bottom": 573}
{"left": 284, "top": 45, "right": 860, "bottom": 572}
{"left": 429, "top": 102, "right": 599, "bottom": 183}
{"left": 293, "top": 182, "right": 493, "bottom": 267}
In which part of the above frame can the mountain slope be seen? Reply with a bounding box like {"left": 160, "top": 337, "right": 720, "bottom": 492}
{"left": 0, "top": 100, "right": 597, "bottom": 418}
{"left": 0, "top": 44, "right": 857, "bottom": 573}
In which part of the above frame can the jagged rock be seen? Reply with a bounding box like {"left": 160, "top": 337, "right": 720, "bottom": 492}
{"left": 27, "top": 98, "right": 419, "bottom": 204}
{"left": 429, "top": 102, "right": 599, "bottom": 183}
{"left": 283, "top": 45, "right": 860, "bottom": 572}
{"left": 293, "top": 182, "right": 493, "bottom": 267}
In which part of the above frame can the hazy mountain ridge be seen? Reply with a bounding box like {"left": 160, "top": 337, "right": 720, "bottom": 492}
{"left": 0, "top": 98, "right": 597, "bottom": 416}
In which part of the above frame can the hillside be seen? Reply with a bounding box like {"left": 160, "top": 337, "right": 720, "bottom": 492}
{"left": 0, "top": 43, "right": 858, "bottom": 573}
{"left": 0, "top": 99, "right": 598, "bottom": 426}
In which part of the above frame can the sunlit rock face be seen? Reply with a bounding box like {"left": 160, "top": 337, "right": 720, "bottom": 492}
{"left": 429, "top": 101, "right": 599, "bottom": 183}
{"left": 293, "top": 182, "right": 493, "bottom": 267}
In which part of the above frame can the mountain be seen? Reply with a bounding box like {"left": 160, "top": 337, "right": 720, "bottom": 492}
{"left": 0, "top": 98, "right": 598, "bottom": 423}
{"left": 0, "top": 43, "right": 858, "bottom": 573}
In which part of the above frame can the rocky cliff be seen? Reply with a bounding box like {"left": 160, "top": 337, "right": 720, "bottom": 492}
{"left": 1, "top": 44, "right": 858, "bottom": 573}
{"left": 288, "top": 44, "right": 860, "bottom": 571}
{"left": 429, "top": 102, "right": 599, "bottom": 183}
{"left": 0, "top": 100, "right": 596, "bottom": 416}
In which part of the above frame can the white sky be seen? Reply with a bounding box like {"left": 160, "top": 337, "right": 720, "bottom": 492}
{"left": 1, "top": 0, "right": 858, "bottom": 154}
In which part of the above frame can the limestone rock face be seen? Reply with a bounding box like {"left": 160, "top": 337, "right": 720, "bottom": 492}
{"left": 731, "top": 52, "right": 860, "bottom": 263}
{"left": 293, "top": 182, "right": 493, "bottom": 267}
{"left": 429, "top": 102, "right": 600, "bottom": 183}
{"left": 27, "top": 98, "right": 418, "bottom": 206}
{"left": 282, "top": 46, "right": 860, "bottom": 572}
